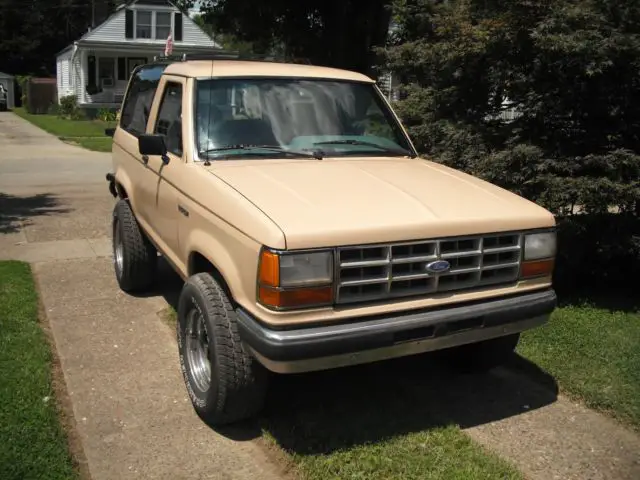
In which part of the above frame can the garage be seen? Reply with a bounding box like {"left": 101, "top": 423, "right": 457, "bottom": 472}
{"left": 0, "top": 72, "right": 16, "bottom": 110}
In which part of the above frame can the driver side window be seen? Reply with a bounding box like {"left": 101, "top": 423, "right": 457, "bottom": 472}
{"left": 154, "top": 81, "right": 183, "bottom": 157}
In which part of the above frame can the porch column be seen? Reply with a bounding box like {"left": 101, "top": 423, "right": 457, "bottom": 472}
{"left": 79, "top": 49, "right": 87, "bottom": 104}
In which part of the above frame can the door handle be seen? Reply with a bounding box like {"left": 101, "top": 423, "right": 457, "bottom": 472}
{"left": 178, "top": 205, "right": 189, "bottom": 217}
{"left": 142, "top": 155, "right": 149, "bottom": 165}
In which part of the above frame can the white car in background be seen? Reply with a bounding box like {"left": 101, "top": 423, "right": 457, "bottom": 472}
{"left": 0, "top": 84, "right": 7, "bottom": 111}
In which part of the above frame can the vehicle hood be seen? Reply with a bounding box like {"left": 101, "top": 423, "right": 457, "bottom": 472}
{"left": 205, "top": 157, "right": 555, "bottom": 249}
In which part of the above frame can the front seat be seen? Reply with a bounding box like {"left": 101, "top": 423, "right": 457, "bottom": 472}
{"left": 212, "top": 118, "right": 278, "bottom": 146}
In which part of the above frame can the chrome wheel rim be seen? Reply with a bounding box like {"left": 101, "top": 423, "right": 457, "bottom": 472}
{"left": 185, "top": 308, "right": 211, "bottom": 393}
{"left": 114, "top": 220, "right": 124, "bottom": 276}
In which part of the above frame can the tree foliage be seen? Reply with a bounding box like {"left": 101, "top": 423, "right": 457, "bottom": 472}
{"left": 198, "top": 0, "right": 394, "bottom": 74}
{"left": 383, "top": 0, "right": 640, "bottom": 217}
{"left": 0, "top": 0, "right": 123, "bottom": 76}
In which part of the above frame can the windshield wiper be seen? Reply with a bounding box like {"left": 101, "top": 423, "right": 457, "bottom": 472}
{"left": 200, "top": 144, "right": 323, "bottom": 160}
{"left": 313, "top": 139, "right": 415, "bottom": 158}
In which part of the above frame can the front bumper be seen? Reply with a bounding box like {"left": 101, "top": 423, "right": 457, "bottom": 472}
{"left": 237, "top": 289, "right": 556, "bottom": 373}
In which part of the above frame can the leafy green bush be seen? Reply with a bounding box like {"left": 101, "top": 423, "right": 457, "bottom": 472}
{"left": 58, "top": 95, "right": 77, "bottom": 118}
{"left": 97, "top": 108, "right": 117, "bottom": 122}
{"left": 554, "top": 213, "right": 640, "bottom": 293}
{"left": 15, "top": 75, "right": 31, "bottom": 108}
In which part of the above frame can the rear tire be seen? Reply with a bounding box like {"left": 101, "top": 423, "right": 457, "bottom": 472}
{"left": 112, "top": 199, "right": 157, "bottom": 292}
{"left": 177, "top": 273, "right": 268, "bottom": 426}
{"left": 443, "top": 333, "right": 520, "bottom": 373}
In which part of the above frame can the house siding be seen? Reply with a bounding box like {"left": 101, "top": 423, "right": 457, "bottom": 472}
{"left": 182, "top": 16, "right": 216, "bottom": 46}
{"left": 56, "top": 51, "right": 73, "bottom": 100}
{"left": 81, "top": 5, "right": 216, "bottom": 47}
{"left": 82, "top": 9, "right": 127, "bottom": 43}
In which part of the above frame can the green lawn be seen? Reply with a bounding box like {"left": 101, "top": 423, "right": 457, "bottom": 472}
{"left": 0, "top": 261, "right": 78, "bottom": 480}
{"left": 262, "top": 425, "right": 520, "bottom": 480}
{"left": 14, "top": 107, "right": 114, "bottom": 152}
{"left": 518, "top": 301, "right": 640, "bottom": 429}
{"left": 60, "top": 136, "right": 113, "bottom": 152}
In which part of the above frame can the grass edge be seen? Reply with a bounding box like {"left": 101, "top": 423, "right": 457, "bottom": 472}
{"left": 31, "top": 269, "right": 93, "bottom": 480}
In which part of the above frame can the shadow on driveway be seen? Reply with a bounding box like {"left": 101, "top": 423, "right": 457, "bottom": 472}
{"left": 0, "top": 192, "right": 71, "bottom": 235}
{"left": 147, "top": 257, "right": 559, "bottom": 455}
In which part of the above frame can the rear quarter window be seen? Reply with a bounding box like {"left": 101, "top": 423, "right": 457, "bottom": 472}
{"left": 119, "top": 64, "right": 168, "bottom": 136}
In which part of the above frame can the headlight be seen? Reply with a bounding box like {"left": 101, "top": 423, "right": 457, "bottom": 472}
{"left": 279, "top": 252, "right": 333, "bottom": 287}
{"left": 524, "top": 232, "right": 556, "bottom": 261}
{"left": 258, "top": 249, "right": 334, "bottom": 309}
{"left": 521, "top": 231, "right": 556, "bottom": 279}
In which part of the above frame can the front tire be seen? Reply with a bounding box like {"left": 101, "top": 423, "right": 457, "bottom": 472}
{"left": 443, "top": 333, "right": 520, "bottom": 373}
{"left": 177, "top": 273, "right": 268, "bottom": 426}
{"left": 112, "top": 199, "right": 157, "bottom": 292}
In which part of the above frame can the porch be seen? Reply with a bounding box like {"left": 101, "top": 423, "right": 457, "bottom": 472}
{"left": 63, "top": 41, "right": 218, "bottom": 108}
{"left": 73, "top": 47, "right": 157, "bottom": 107}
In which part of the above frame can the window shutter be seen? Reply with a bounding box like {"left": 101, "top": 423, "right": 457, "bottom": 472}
{"left": 174, "top": 12, "right": 183, "bottom": 41}
{"left": 118, "top": 58, "right": 127, "bottom": 80}
{"left": 125, "top": 9, "right": 134, "bottom": 39}
{"left": 87, "top": 55, "right": 96, "bottom": 87}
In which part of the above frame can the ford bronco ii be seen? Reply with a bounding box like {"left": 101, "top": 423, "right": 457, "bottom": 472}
{"left": 106, "top": 53, "right": 557, "bottom": 426}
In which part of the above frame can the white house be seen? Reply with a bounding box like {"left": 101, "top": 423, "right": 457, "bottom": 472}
{"left": 56, "top": 0, "right": 220, "bottom": 108}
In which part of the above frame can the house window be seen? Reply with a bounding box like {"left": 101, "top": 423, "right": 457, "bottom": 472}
{"left": 156, "top": 12, "right": 172, "bottom": 40}
{"left": 98, "top": 57, "right": 115, "bottom": 88}
{"left": 136, "top": 11, "right": 152, "bottom": 39}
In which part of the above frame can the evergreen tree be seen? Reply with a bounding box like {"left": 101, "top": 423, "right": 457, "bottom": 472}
{"left": 383, "top": 0, "right": 640, "bottom": 216}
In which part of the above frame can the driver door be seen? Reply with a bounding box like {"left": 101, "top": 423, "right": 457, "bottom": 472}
{"left": 144, "top": 75, "right": 186, "bottom": 258}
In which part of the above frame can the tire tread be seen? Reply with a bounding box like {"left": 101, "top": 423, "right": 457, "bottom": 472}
{"left": 113, "top": 199, "right": 156, "bottom": 292}
{"left": 182, "top": 273, "right": 267, "bottom": 425}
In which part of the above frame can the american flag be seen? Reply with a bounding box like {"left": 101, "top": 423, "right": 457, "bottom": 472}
{"left": 165, "top": 33, "right": 173, "bottom": 56}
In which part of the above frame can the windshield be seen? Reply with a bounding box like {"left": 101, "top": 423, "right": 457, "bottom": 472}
{"left": 194, "top": 78, "right": 414, "bottom": 160}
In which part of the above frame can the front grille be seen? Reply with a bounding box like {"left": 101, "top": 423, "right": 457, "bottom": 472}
{"left": 336, "top": 233, "right": 522, "bottom": 305}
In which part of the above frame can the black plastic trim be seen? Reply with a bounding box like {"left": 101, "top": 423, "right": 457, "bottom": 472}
{"left": 236, "top": 289, "right": 557, "bottom": 362}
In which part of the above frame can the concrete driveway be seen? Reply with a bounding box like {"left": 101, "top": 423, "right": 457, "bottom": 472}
{"left": 0, "top": 112, "right": 285, "bottom": 480}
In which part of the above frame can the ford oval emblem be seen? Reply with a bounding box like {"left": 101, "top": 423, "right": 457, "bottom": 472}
{"left": 425, "top": 260, "right": 451, "bottom": 274}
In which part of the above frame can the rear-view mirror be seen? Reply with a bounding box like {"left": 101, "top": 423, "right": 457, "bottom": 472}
{"left": 138, "top": 133, "right": 167, "bottom": 156}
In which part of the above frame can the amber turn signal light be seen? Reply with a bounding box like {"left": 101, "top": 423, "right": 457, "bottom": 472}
{"left": 521, "top": 259, "right": 555, "bottom": 278}
{"left": 259, "top": 250, "right": 280, "bottom": 287}
{"left": 258, "top": 286, "right": 333, "bottom": 309}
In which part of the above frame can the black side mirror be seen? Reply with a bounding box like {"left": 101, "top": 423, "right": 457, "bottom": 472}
{"left": 138, "top": 133, "right": 167, "bottom": 156}
{"left": 105, "top": 127, "right": 116, "bottom": 137}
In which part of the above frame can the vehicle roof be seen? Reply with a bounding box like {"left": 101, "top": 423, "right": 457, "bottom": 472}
{"left": 163, "top": 60, "right": 375, "bottom": 83}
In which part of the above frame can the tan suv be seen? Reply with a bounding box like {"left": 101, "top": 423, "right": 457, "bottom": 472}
{"left": 106, "top": 54, "right": 557, "bottom": 426}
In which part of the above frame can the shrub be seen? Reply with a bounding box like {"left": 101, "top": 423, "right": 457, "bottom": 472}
{"left": 58, "top": 95, "right": 77, "bottom": 118}
{"left": 16, "top": 75, "right": 31, "bottom": 108}
{"left": 554, "top": 213, "right": 640, "bottom": 294}
{"left": 97, "top": 108, "right": 117, "bottom": 122}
